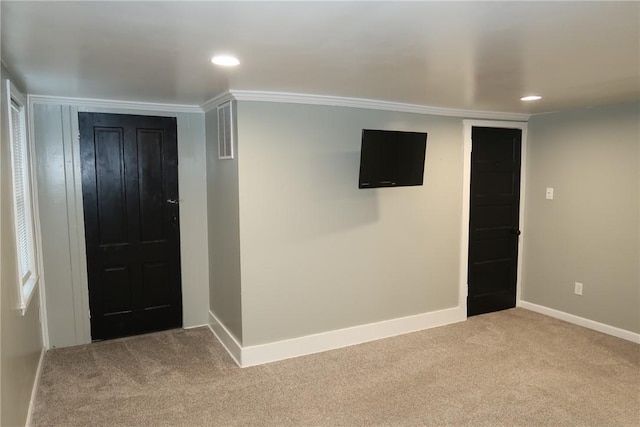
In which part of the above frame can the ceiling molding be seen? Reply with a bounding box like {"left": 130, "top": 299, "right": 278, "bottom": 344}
{"left": 27, "top": 94, "right": 202, "bottom": 114}
{"left": 227, "top": 90, "right": 531, "bottom": 121}
{"left": 30, "top": 91, "right": 532, "bottom": 121}
{"left": 200, "top": 91, "right": 234, "bottom": 113}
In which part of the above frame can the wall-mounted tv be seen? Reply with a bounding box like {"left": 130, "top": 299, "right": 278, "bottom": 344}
{"left": 358, "top": 129, "right": 427, "bottom": 189}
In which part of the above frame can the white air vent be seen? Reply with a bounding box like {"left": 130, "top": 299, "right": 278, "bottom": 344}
{"left": 217, "top": 101, "right": 234, "bottom": 159}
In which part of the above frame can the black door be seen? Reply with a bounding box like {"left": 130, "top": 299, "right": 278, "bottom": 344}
{"left": 467, "top": 127, "right": 522, "bottom": 316}
{"left": 79, "top": 113, "right": 182, "bottom": 340}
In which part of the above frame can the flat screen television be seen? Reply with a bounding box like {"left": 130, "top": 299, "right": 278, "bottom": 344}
{"left": 358, "top": 129, "right": 427, "bottom": 188}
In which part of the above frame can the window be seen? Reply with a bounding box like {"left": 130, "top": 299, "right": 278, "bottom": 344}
{"left": 6, "top": 80, "right": 38, "bottom": 314}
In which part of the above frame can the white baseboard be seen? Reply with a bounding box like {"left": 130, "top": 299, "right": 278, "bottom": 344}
{"left": 209, "top": 306, "right": 466, "bottom": 368}
{"left": 184, "top": 323, "right": 209, "bottom": 330}
{"left": 242, "top": 306, "right": 465, "bottom": 367}
{"left": 25, "top": 347, "right": 46, "bottom": 427}
{"left": 519, "top": 301, "right": 640, "bottom": 344}
{"left": 208, "top": 311, "right": 242, "bottom": 367}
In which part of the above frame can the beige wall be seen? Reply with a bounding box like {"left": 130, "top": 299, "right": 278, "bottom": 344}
{"left": 206, "top": 105, "right": 243, "bottom": 342}
{"left": 1, "top": 64, "right": 43, "bottom": 426}
{"left": 523, "top": 102, "right": 640, "bottom": 333}
{"left": 32, "top": 104, "right": 209, "bottom": 348}
{"left": 236, "top": 102, "right": 463, "bottom": 346}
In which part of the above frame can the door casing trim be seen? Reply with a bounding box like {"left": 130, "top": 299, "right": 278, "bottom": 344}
{"left": 460, "top": 120, "right": 528, "bottom": 317}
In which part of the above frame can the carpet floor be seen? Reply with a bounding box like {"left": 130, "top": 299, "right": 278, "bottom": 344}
{"left": 33, "top": 308, "right": 639, "bottom": 426}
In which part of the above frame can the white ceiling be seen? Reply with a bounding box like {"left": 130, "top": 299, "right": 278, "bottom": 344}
{"left": 2, "top": 1, "right": 639, "bottom": 114}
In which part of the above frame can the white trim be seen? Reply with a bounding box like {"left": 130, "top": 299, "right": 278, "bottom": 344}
{"left": 208, "top": 310, "right": 242, "bottom": 367}
{"left": 7, "top": 80, "right": 40, "bottom": 315}
{"left": 26, "top": 97, "right": 49, "bottom": 346}
{"left": 30, "top": 91, "right": 533, "bottom": 121}
{"left": 25, "top": 347, "right": 45, "bottom": 427}
{"left": 519, "top": 301, "right": 640, "bottom": 344}
{"left": 27, "top": 94, "right": 201, "bottom": 114}
{"left": 183, "top": 323, "right": 209, "bottom": 330}
{"left": 209, "top": 306, "right": 465, "bottom": 368}
{"left": 31, "top": 91, "right": 533, "bottom": 121}
{"left": 64, "top": 108, "right": 90, "bottom": 344}
{"left": 461, "top": 120, "right": 528, "bottom": 314}
{"left": 242, "top": 307, "right": 465, "bottom": 367}
{"left": 226, "top": 90, "right": 531, "bottom": 121}
{"left": 459, "top": 125, "right": 472, "bottom": 311}
{"left": 517, "top": 127, "right": 528, "bottom": 304}
{"left": 200, "top": 91, "right": 234, "bottom": 113}
{"left": 32, "top": 105, "right": 92, "bottom": 348}
{"left": 217, "top": 101, "right": 235, "bottom": 159}
{"left": 19, "top": 277, "right": 37, "bottom": 316}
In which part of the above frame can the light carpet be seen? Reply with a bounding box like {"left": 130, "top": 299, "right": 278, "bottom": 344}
{"left": 33, "top": 308, "right": 640, "bottom": 426}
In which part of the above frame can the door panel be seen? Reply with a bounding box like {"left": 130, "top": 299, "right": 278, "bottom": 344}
{"left": 95, "top": 127, "right": 127, "bottom": 244}
{"left": 80, "top": 112, "right": 182, "bottom": 340}
{"left": 468, "top": 127, "right": 522, "bottom": 316}
{"left": 474, "top": 172, "right": 514, "bottom": 195}
{"left": 137, "top": 130, "right": 166, "bottom": 242}
{"left": 142, "top": 262, "right": 171, "bottom": 307}
{"left": 101, "top": 266, "right": 131, "bottom": 313}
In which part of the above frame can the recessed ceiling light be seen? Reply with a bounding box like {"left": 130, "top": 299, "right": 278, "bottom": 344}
{"left": 520, "top": 95, "right": 542, "bottom": 101}
{"left": 211, "top": 55, "right": 240, "bottom": 67}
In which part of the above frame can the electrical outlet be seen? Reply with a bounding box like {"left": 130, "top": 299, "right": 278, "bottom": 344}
{"left": 574, "top": 282, "right": 583, "bottom": 296}
{"left": 546, "top": 188, "right": 554, "bottom": 200}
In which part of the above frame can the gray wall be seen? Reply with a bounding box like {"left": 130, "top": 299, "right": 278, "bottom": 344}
{"left": 236, "top": 102, "right": 463, "bottom": 346}
{"left": 176, "top": 112, "right": 210, "bottom": 330}
{"left": 523, "top": 102, "right": 640, "bottom": 333}
{"left": 32, "top": 104, "right": 209, "bottom": 348}
{"left": 206, "top": 105, "right": 243, "bottom": 342}
{"left": 1, "top": 63, "right": 43, "bottom": 427}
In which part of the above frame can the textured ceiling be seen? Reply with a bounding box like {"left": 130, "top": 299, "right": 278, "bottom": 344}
{"left": 2, "top": 1, "right": 639, "bottom": 114}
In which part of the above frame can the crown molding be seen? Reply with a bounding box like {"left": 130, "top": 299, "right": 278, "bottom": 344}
{"left": 200, "top": 91, "right": 234, "bottom": 113}
{"left": 30, "top": 91, "right": 532, "bottom": 121}
{"left": 27, "top": 94, "right": 202, "bottom": 114}
{"left": 226, "top": 90, "right": 531, "bottom": 121}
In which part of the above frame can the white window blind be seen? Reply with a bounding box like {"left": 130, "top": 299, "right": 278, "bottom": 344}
{"left": 10, "top": 98, "right": 32, "bottom": 282}
{"left": 7, "top": 80, "right": 38, "bottom": 313}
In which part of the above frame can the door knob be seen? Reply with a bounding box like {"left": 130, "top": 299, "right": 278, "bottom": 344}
{"left": 166, "top": 199, "right": 179, "bottom": 205}
{"left": 512, "top": 229, "right": 521, "bottom": 236}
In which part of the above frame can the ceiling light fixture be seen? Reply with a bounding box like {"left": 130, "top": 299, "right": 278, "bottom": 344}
{"left": 520, "top": 95, "right": 542, "bottom": 101}
{"left": 211, "top": 55, "right": 240, "bottom": 67}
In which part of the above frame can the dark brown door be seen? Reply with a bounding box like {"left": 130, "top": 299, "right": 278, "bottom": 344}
{"left": 468, "top": 127, "right": 522, "bottom": 316}
{"left": 79, "top": 113, "right": 182, "bottom": 340}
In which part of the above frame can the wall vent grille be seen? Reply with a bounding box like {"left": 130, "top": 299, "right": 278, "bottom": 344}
{"left": 217, "top": 101, "right": 234, "bottom": 159}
